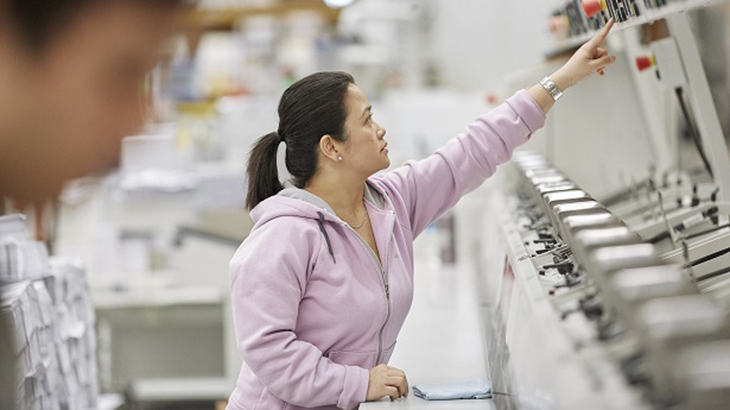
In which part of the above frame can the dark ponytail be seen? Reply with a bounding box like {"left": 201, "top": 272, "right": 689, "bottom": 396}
{"left": 245, "top": 71, "right": 355, "bottom": 210}
{"left": 246, "top": 132, "right": 284, "bottom": 210}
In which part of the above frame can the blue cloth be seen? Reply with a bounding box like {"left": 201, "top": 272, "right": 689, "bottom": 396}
{"left": 412, "top": 378, "right": 493, "bottom": 400}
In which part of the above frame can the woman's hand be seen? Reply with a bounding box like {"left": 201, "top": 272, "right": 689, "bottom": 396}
{"left": 552, "top": 18, "right": 617, "bottom": 90}
{"left": 529, "top": 18, "right": 617, "bottom": 114}
{"left": 366, "top": 364, "right": 410, "bottom": 401}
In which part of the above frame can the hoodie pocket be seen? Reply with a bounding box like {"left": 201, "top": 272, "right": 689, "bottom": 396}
{"left": 326, "top": 341, "right": 397, "bottom": 368}
{"left": 326, "top": 349, "right": 378, "bottom": 367}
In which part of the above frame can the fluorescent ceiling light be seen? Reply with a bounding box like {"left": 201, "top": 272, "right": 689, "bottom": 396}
{"left": 323, "top": 0, "right": 356, "bottom": 8}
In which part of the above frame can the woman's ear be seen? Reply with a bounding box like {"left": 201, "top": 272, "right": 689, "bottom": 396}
{"left": 319, "top": 135, "right": 342, "bottom": 163}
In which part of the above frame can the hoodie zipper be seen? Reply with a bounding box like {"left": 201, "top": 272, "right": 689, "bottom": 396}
{"left": 343, "top": 214, "right": 394, "bottom": 367}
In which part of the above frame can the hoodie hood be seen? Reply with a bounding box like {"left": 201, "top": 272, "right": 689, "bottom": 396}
{"left": 249, "top": 181, "right": 389, "bottom": 265}
{"left": 249, "top": 181, "right": 388, "bottom": 227}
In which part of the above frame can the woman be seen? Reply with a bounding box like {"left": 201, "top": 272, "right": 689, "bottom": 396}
{"left": 228, "top": 20, "right": 616, "bottom": 410}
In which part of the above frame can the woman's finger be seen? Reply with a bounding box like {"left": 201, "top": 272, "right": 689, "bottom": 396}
{"left": 384, "top": 386, "right": 401, "bottom": 400}
{"left": 588, "top": 18, "right": 615, "bottom": 46}
{"left": 386, "top": 367, "right": 407, "bottom": 380}
{"left": 390, "top": 368, "right": 406, "bottom": 377}
{"left": 591, "top": 54, "right": 617, "bottom": 69}
{"left": 389, "top": 380, "right": 408, "bottom": 398}
{"left": 387, "top": 375, "right": 408, "bottom": 390}
{"left": 386, "top": 375, "right": 405, "bottom": 384}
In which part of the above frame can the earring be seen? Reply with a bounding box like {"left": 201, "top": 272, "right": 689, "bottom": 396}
{"left": 338, "top": 156, "right": 343, "bottom": 161}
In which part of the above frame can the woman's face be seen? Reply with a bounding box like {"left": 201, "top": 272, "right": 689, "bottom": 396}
{"left": 341, "top": 84, "right": 389, "bottom": 177}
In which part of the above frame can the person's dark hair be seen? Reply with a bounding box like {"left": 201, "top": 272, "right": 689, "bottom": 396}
{"left": 1, "top": 0, "right": 187, "bottom": 51}
{"left": 246, "top": 71, "right": 355, "bottom": 210}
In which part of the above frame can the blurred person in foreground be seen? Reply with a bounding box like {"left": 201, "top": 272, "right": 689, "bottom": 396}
{"left": 0, "top": 0, "right": 186, "bottom": 203}
{"left": 0, "top": 0, "right": 186, "bottom": 407}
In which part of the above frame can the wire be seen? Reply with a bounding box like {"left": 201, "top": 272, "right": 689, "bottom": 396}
{"left": 647, "top": 204, "right": 719, "bottom": 244}
{"left": 675, "top": 87, "right": 714, "bottom": 179}
{"left": 684, "top": 223, "right": 730, "bottom": 241}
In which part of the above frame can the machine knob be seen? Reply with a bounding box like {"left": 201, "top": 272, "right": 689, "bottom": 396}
{"left": 635, "top": 56, "right": 656, "bottom": 72}
{"left": 549, "top": 15, "right": 570, "bottom": 39}
{"left": 549, "top": 16, "right": 567, "bottom": 32}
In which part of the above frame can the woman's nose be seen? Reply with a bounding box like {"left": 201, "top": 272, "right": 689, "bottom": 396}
{"left": 378, "top": 127, "right": 387, "bottom": 138}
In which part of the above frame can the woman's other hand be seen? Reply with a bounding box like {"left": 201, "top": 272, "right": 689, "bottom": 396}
{"left": 552, "top": 18, "right": 617, "bottom": 90}
{"left": 366, "top": 364, "right": 410, "bottom": 401}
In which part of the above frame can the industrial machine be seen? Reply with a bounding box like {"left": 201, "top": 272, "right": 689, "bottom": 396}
{"left": 479, "top": 1, "right": 730, "bottom": 409}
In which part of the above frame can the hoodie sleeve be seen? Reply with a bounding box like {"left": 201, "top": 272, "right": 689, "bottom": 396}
{"left": 372, "top": 89, "right": 545, "bottom": 238}
{"left": 230, "top": 218, "right": 369, "bottom": 410}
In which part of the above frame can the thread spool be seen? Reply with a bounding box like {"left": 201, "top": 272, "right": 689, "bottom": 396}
{"left": 582, "top": 0, "right": 607, "bottom": 18}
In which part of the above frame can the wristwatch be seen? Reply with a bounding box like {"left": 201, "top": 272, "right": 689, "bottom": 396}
{"left": 540, "top": 76, "right": 563, "bottom": 102}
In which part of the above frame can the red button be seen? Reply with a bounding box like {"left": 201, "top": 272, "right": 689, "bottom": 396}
{"left": 635, "top": 56, "right": 655, "bottom": 71}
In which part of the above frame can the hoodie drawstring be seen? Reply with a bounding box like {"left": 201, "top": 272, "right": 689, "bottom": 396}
{"left": 316, "top": 212, "right": 337, "bottom": 264}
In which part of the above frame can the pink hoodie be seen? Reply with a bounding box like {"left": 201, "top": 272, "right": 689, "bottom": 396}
{"left": 227, "top": 90, "right": 546, "bottom": 410}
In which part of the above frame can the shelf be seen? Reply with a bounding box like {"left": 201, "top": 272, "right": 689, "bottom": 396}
{"left": 98, "top": 394, "right": 125, "bottom": 410}
{"left": 550, "top": 0, "right": 722, "bottom": 54}
{"left": 92, "top": 279, "right": 223, "bottom": 310}
{"left": 179, "top": 0, "right": 342, "bottom": 30}
{"left": 129, "top": 377, "right": 233, "bottom": 401}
